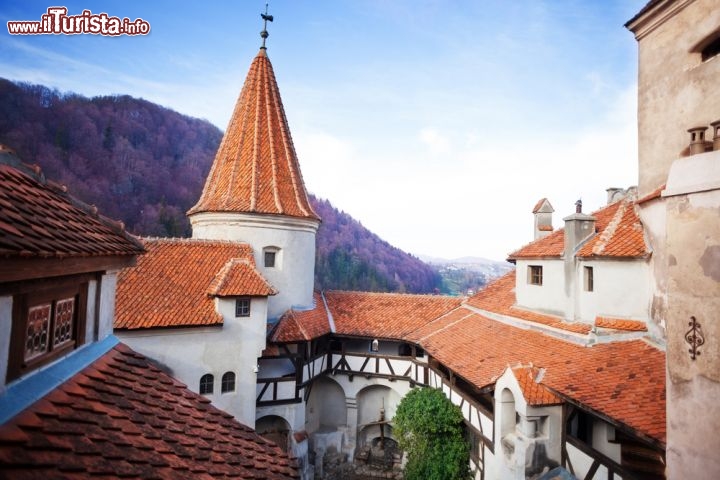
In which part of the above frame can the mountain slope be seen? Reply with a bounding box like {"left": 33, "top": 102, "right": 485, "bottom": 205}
{"left": 0, "top": 78, "right": 441, "bottom": 293}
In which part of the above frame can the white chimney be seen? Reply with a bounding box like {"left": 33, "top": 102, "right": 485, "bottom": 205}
{"left": 533, "top": 198, "right": 554, "bottom": 240}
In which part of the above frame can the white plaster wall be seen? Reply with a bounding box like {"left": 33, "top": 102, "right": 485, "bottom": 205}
{"left": 638, "top": 199, "right": 668, "bottom": 339}
{"left": 566, "top": 443, "right": 610, "bottom": 480}
{"left": 515, "top": 260, "right": 566, "bottom": 316}
{"left": 116, "top": 296, "right": 269, "bottom": 427}
{"left": 0, "top": 296, "right": 12, "bottom": 391}
{"left": 591, "top": 420, "right": 621, "bottom": 464}
{"left": 190, "top": 212, "right": 318, "bottom": 319}
{"left": 577, "top": 260, "right": 651, "bottom": 323}
{"left": 97, "top": 272, "right": 118, "bottom": 341}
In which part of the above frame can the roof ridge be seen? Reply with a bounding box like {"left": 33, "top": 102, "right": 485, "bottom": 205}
{"left": 592, "top": 200, "right": 628, "bottom": 255}
{"left": 414, "top": 307, "right": 475, "bottom": 343}
{"left": 141, "top": 237, "right": 253, "bottom": 247}
{"left": 327, "top": 290, "right": 455, "bottom": 299}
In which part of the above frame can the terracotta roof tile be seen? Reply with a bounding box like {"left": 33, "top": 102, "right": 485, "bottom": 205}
{"left": 188, "top": 50, "right": 319, "bottom": 221}
{"left": 0, "top": 152, "right": 144, "bottom": 259}
{"left": 512, "top": 365, "right": 563, "bottom": 406}
{"left": 417, "top": 309, "right": 666, "bottom": 444}
{"left": 116, "top": 239, "right": 272, "bottom": 330}
{"left": 595, "top": 316, "right": 648, "bottom": 332}
{"left": 0, "top": 343, "right": 299, "bottom": 479}
{"left": 207, "top": 258, "right": 277, "bottom": 297}
{"left": 508, "top": 196, "right": 650, "bottom": 260}
{"left": 466, "top": 271, "right": 592, "bottom": 335}
{"left": 325, "top": 291, "right": 462, "bottom": 339}
{"left": 271, "top": 292, "right": 332, "bottom": 342}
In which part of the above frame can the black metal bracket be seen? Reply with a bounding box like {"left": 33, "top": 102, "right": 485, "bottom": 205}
{"left": 685, "top": 316, "right": 705, "bottom": 360}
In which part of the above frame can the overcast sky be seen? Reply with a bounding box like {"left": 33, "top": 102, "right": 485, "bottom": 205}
{"left": 1, "top": 1, "right": 647, "bottom": 261}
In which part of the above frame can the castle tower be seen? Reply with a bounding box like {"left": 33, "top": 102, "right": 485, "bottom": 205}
{"left": 188, "top": 46, "right": 320, "bottom": 320}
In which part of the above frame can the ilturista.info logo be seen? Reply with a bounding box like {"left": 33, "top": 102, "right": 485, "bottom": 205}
{"left": 7, "top": 7, "right": 150, "bottom": 36}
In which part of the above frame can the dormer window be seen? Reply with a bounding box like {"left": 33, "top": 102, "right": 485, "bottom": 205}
{"left": 262, "top": 246, "right": 281, "bottom": 268}
{"left": 7, "top": 280, "right": 88, "bottom": 382}
{"left": 235, "top": 298, "right": 251, "bottom": 317}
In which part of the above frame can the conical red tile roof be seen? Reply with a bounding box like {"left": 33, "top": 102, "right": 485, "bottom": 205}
{"left": 189, "top": 50, "right": 319, "bottom": 220}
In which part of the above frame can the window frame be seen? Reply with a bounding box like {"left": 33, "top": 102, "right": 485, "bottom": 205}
{"left": 528, "top": 265, "right": 543, "bottom": 286}
{"left": 264, "top": 250, "right": 276, "bottom": 268}
{"left": 221, "top": 371, "right": 236, "bottom": 393}
{"left": 199, "top": 373, "right": 214, "bottom": 395}
{"left": 7, "top": 281, "right": 88, "bottom": 382}
{"left": 235, "top": 297, "right": 251, "bottom": 317}
{"left": 584, "top": 266, "right": 594, "bottom": 292}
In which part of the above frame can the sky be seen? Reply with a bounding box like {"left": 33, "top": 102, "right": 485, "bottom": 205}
{"left": 0, "top": 1, "right": 647, "bottom": 261}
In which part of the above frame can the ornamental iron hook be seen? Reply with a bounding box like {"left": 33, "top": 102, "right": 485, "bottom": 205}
{"left": 685, "top": 316, "right": 705, "bottom": 360}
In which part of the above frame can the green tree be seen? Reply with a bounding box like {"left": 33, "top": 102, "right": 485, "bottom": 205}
{"left": 394, "top": 387, "right": 471, "bottom": 480}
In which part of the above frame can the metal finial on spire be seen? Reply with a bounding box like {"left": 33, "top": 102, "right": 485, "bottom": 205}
{"left": 260, "top": 3, "right": 273, "bottom": 49}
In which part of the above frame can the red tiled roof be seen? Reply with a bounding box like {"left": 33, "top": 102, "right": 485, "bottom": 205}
{"left": 417, "top": 309, "right": 666, "bottom": 444}
{"left": 188, "top": 50, "right": 319, "bottom": 221}
{"left": 0, "top": 153, "right": 143, "bottom": 259}
{"left": 116, "top": 239, "right": 272, "bottom": 330}
{"left": 512, "top": 366, "right": 563, "bottom": 406}
{"left": 271, "top": 292, "right": 332, "bottom": 342}
{"left": 466, "top": 272, "right": 592, "bottom": 335}
{"left": 595, "top": 316, "right": 648, "bottom": 332}
{"left": 508, "top": 197, "right": 650, "bottom": 260}
{"left": 324, "top": 291, "right": 462, "bottom": 340}
{"left": 0, "top": 343, "right": 299, "bottom": 479}
{"left": 207, "top": 258, "right": 277, "bottom": 297}
{"left": 538, "top": 225, "right": 554, "bottom": 232}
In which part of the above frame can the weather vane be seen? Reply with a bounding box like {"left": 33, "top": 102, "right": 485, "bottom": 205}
{"left": 260, "top": 3, "right": 273, "bottom": 49}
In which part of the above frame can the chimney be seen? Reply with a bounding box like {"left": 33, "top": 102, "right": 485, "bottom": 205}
{"left": 688, "top": 126, "right": 708, "bottom": 155}
{"left": 711, "top": 120, "right": 720, "bottom": 151}
{"left": 605, "top": 187, "right": 625, "bottom": 205}
{"left": 532, "top": 198, "right": 554, "bottom": 240}
{"left": 563, "top": 200, "right": 596, "bottom": 258}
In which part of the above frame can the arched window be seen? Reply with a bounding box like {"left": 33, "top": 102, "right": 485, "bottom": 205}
{"left": 221, "top": 371, "right": 236, "bottom": 393}
{"left": 199, "top": 373, "right": 214, "bottom": 395}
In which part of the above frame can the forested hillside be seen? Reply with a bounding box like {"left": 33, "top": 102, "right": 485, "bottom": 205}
{"left": 0, "top": 79, "right": 441, "bottom": 293}
{"left": 313, "top": 198, "right": 440, "bottom": 293}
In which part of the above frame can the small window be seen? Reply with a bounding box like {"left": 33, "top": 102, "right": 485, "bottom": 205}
{"left": 528, "top": 265, "right": 543, "bottom": 286}
{"left": 263, "top": 246, "right": 280, "bottom": 268}
{"left": 584, "top": 266, "right": 594, "bottom": 292}
{"left": 235, "top": 298, "right": 251, "bottom": 317}
{"left": 264, "top": 251, "right": 276, "bottom": 268}
{"left": 221, "top": 372, "right": 236, "bottom": 393}
{"left": 8, "top": 282, "right": 88, "bottom": 382}
{"left": 199, "top": 374, "right": 214, "bottom": 394}
{"left": 370, "top": 339, "right": 379, "bottom": 352}
{"left": 702, "top": 35, "right": 720, "bottom": 62}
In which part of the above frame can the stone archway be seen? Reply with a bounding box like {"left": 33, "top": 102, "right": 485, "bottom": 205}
{"left": 256, "top": 415, "right": 291, "bottom": 452}
{"left": 355, "top": 385, "right": 402, "bottom": 449}
{"left": 306, "top": 376, "right": 347, "bottom": 433}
